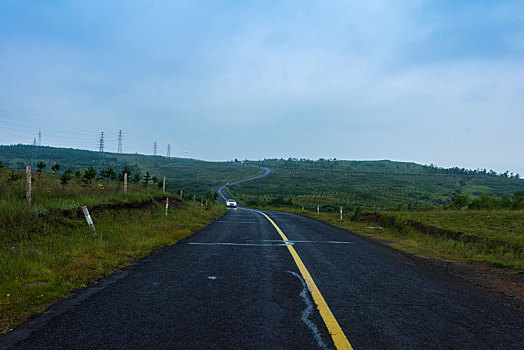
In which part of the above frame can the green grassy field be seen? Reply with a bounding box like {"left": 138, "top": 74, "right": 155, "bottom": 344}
{"left": 0, "top": 167, "right": 226, "bottom": 334}
{"left": 231, "top": 159, "right": 524, "bottom": 210}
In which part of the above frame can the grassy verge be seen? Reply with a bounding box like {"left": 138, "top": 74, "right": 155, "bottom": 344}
{"left": 1, "top": 168, "right": 227, "bottom": 334}
{"left": 248, "top": 205, "right": 524, "bottom": 272}
{"left": 0, "top": 199, "right": 225, "bottom": 334}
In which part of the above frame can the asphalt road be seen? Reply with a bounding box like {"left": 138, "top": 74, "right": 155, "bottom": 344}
{"left": 2, "top": 168, "right": 523, "bottom": 349}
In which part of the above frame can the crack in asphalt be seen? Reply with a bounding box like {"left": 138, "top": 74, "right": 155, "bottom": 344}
{"left": 288, "top": 271, "right": 329, "bottom": 350}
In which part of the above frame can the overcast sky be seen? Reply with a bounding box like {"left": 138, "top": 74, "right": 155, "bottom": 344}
{"left": 1, "top": 0, "right": 523, "bottom": 174}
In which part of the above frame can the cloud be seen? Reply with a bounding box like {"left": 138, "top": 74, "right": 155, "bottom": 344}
{"left": 0, "top": 0, "right": 523, "bottom": 173}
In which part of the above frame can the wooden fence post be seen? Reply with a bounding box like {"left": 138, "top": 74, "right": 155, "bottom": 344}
{"left": 26, "top": 166, "right": 32, "bottom": 205}
{"left": 162, "top": 177, "right": 166, "bottom": 193}
{"left": 124, "top": 173, "right": 128, "bottom": 194}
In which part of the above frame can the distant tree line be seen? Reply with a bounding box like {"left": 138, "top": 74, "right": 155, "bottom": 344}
{"left": 447, "top": 190, "right": 524, "bottom": 210}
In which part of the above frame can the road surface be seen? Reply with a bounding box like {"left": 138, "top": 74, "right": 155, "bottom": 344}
{"left": 2, "top": 168, "right": 523, "bottom": 349}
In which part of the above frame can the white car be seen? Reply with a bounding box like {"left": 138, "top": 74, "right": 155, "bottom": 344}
{"left": 226, "top": 199, "right": 237, "bottom": 208}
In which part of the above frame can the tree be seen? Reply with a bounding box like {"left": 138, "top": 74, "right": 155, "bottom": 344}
{"left": 500, "top": 194, "right": 512, "bottom": 209}
{"left": 469, "top": 193, "right": 495, "bottom": 210}
{"left": 0, "top": 160, "right": 4, "bottom": 168}
{"left": 36, "top": 161, "right": 46, "bottom": 176}
{"left": 512, "top": 190, "right": 524, "bottom": 209}
{"left": 51, "top": 162, "right": 60, "bottom": 175}
{"left": 83, "top": 167, "right": 97, "bottom": 184}
{"left": 142, "top": 171, "right": 151, "bottom": 188}
{"left": 60, "top": 169, "right": 73, "bottom": 185}
{"left": 449, "top": 192, "right": 469, "bottom": 210}
{"left": 108, "top": 167, "right": 117, "bottom": 181}
{"left": 99, "top": 167, "right": 117, "bottom": 182}
{"left": 7, "top": 171, "right": 20, "bottom": 183}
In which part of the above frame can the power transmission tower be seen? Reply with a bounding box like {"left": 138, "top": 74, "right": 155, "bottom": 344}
{"left": 153, "top": 141, "right": 157, "bottom": 156}
{"left": 33, "top": 137, "right": 37, "bottom": 146}
{"left": 38, "top": 131, "right": 41, "bottom": 146}
{"left": 167, "top": 144, "right": 171, "bottom": 157}
{"left": 99, "top": 132, "right": 105, "bottom": 152}
{"left": 118, "top": 130, "right": 123, "bottom": 154}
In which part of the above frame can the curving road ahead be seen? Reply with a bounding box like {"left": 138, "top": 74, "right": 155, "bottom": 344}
{"left": 2, "top": 167, "right": 523, "bottom": 349}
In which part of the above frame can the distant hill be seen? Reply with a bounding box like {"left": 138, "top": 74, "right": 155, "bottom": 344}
{"left": 229, "top": 158, "right": 524, "bottom": 210}
{"left": 0, "top": 145, "right": 262, "bottom": 196}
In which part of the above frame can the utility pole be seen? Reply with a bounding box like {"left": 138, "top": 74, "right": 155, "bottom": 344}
{"left": 167, "top": 144, "right": 171, "bottom": 157}
{"left": 117, "top": 130, "right": 123, "bottom": 154}
{"left": 38, "top": 131, "right": 41, "bottom": 146}
{"left": 153, "top": 141, "right": 157, "bottom": 156}
{"left": 99, "top": 132, "right": 105, "bottom": 153}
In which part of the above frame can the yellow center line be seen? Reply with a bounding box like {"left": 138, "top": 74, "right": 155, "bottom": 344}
{"left": 256, "top": 211, "right": 353, "bottom": 350}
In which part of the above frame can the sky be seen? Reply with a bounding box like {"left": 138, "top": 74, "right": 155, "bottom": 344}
{"left": 1, "top": 0, "right": 523, "bottom": 174}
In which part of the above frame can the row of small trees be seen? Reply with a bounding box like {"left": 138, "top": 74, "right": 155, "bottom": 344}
{"left": 448, "top": 190, "right": 524, "bottom": 210}
{"left": 2, "top": 160, "right": 164, "bottom": 190}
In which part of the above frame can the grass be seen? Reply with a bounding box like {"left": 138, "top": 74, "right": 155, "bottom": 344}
{"left": 0, "top": 167, "right": 227, "bottom": 333}
{"left": 381, "top": 210, "right": 524, "bottom": 246}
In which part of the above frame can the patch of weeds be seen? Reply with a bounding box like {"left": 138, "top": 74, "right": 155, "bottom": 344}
{"left": 491, "top": 261, "right": 512, "bottom": 269}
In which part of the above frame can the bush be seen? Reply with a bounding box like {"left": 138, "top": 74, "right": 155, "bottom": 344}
{"left": 350, "top": 205, "right": 362, "bottom": 222}
{"left": 448, "top": 192, "right": 469, "bottom": 209}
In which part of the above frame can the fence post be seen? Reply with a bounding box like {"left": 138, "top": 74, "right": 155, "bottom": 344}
{"left": 162, "top": 177, "right": 166, "bottom": 193}
{"left": 201, "top": 198, "right": 203, "bottom": 208}
{"left": 317, "top": 205, "right": 319, "bottom": 214}
{"left": 82, "top": 206, "right": 97, "bottom": 237}
{"left": 26, "top": 166, "right": 32, "bottom": 205}
{"left": 180, "top": 190, "right": 183, "bottom": 199}
{"left": 165, "top": 198, "right": 169, "bottom": 217}
{"left": 340, "top": 206, "right": 343, "bottom": 220}
{"left": 124, "top": 173, "right": 128, "bottom": 194}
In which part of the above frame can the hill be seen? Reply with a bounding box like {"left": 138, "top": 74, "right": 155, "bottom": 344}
{"left": 230, "top": 158, "right": 524, "bottom": 210}
{"left": 0, "top": 145, "right": 262, "bottom": 196}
